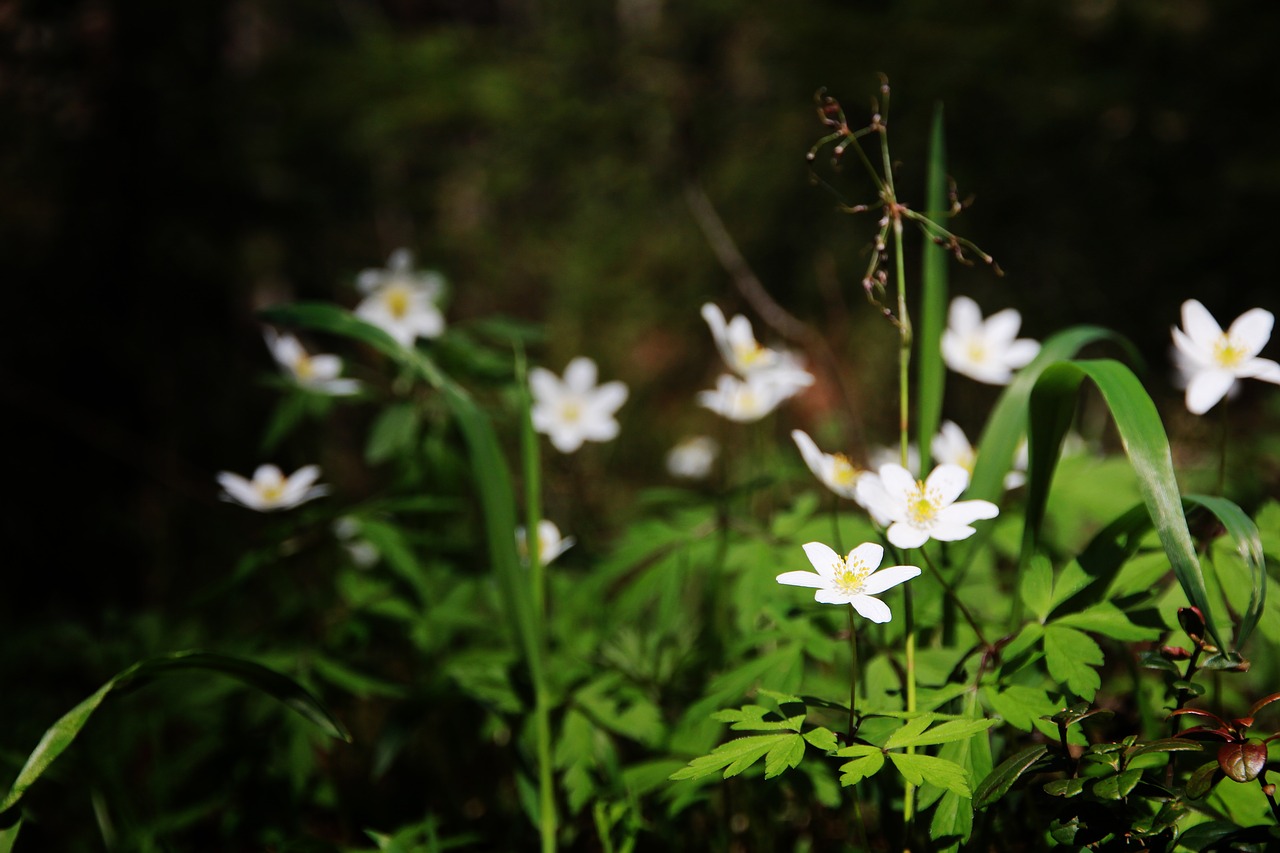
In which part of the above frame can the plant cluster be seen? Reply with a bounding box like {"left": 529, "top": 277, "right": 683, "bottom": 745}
{"left": 2, "top": 85, "right": 1279, "bottom": 852}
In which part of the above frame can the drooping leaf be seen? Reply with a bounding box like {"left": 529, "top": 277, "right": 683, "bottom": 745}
{"left": 1184, "top": 493, "right": 1268, "bottom": 651}
{"left": 974, "top": 744, "right": 1051, "bottom": 809}
{"left": 0, "top": 651, "right": 349, "bottom": 815}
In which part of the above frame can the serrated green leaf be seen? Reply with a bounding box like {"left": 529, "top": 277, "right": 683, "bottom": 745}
{"left": 888, "top": 753, "right": 972, "bottom": 798}
{"left": 764, "top": 735, "right": 806, "bottom": 779}
{"left": 883, "top": 714, "right": 937, "bottom": 749}
{"left": 982, "top": 684, "right": 1060, "bottom": 732}
{"left": 1002, "top": 622, "right": 1045, "bottom": 662}
{"left": 891, "top": 718, "right": 998, "bottom": 749}
{"left": 1043, "top": 625, "right": 1103, "bottom": 699}
{"left": 1020, "top": 554, "right": 1054, "bottom": 622}
{"left": 1092, "top": 768, "right": 1142, "bottom": 800}
{"left": 802, "top": 727, "right": 839, "bottom": 752}
{"left": 0, "top": 651, "right": 349, "bottom": 815}
{"left": 1053, "top": 601, "right": 1159, "bottom": 641}
{"left": 838, "top": 750, "right": 885, "bottom": 787}
{"left": 669, "top": 734, "right": 797, "bottom": 781}
{"left": 974, "top": 744, "right": 1051, "bottom": 809}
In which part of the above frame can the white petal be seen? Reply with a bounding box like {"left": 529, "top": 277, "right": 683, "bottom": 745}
{"left": 854, "top": 473, "right": 891, "bottom": 521}
{"left": 861, "top": 565, "right": 921, "bottom": 596}
{"left": 776, "top": 570, "right": 830, "bottom": 589}
{"left": 388, "top": 248, "right": 413, "bottom": 271}
{"left": 563, "top": 357, "right": 598, "bottom": 393}
{"left": 927, "top": 521, "right": 978, "bottom": 542}
{"left": 846, "top": 542, "right": 884, "bottom": 571}
{"left": 356, "top": 269, "right": 385, "bottom": 294}
{"left": 925, "top": 463, "right": 970, "bottom": 505}
{"left": 937, "top": 499, "right": 1000, "bottom": 528}
{"left": 802, "top": 542, "right": 842, "bottom": 579}
{"left": 287, "top": 464, "right": 322, "bottom": 492}
{"left": 253, "top": 464, "right": 284, "bottom": 484}
{"left": 1239, "top": 357, "right": 1280, "bottom": 384}
{"left": 886, "top": 522, "right": 929, "bottom": 550}
{"left": 948, "top": 296, "right": 982, "bottom": 334}
{"left": 983, "top": 308, "right": 1023, "bottom": 345}
{"left": 849, "top": 595, "right": 893, "bottom": 623}
{"left": 589, "top": 380, "right": 629, "bottom": 415}
{"left": 578, "top": 414, "right": 620, "bottom": 443}
{"left": 1185, "top": 369, "right": 1237, "bottom": 415}
{"left": 529, "top": 367, "right": 562, "bottom": 404}
{"left": 1228, "top": 308, "right": 1275, "bottom": 358}
{"left": 815, "top": 588, "right": 857, "bottom": 605}
{"left": 877, "top": 464, "right": 917, "bottom": 501}
{"left": 792, "top": 430, "right": 827, "bottom": 479}
{"left": 1004, "top": 339, "right": 1041, "bottom": 369}
{"left": 308, "top": 354, "right": 343, "bottom": 379}
{"left": 217, "top": 472, "right": 261, "bottom": 508}
{"left": 318, "top": 378, "right": 362, "bottom": 396}
{"left": 1181, "top": 300, "right": 1222, "bottom": 349}
{"left": 548, "top": 426, "right": 585, "bottom": 453}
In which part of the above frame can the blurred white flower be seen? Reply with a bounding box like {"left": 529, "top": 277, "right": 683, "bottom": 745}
{"left": 516, "top": 519, "right": 575, "bottom": 567}
{"left": 264, "top": 329, "right": 361, "bottom": 396}
{"left": 868, "top": 442, "right": 920, "bottom": 478}
{"left": 666, "top": 436, "right": 719, "bottom": 479}
{"left": 931, "top": 420, "right": 1027, "bottom": 491}
{"left": 217, "top": 464, "right": 329, "bottom": 512}
{"left": 856, "top": 463, "right": 999, "bottom": 550}
{"left": 791, "top": 429, "right": 864, "bottom": 500}
{"left": 701, "top": 303, "right": 782, "bottom": 376}
{"left": 941, "top": 296, "right": 1040, "bottom": 385}
{"left": 530, "top": 357, "right": 628, "bottom": 453}
{"left": 1171, "top": 299, "right": 1280, "bottom": 415}
{"left": 333, "top": 516, "right": 379, "bottom": 569}
{"left": 697, "top": 373, "right": 794, "bottom": 422}
{"left": 776, "top": 541, "right": 920, "bottom": 623}
{"left": 354, "top": 249, "right": 446, "bottom": 346}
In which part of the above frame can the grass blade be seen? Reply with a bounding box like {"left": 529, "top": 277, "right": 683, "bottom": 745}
{"left": 916, "top": 102, "right": 948, "bottom": 473}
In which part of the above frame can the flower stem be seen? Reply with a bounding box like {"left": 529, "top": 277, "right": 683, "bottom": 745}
{"left": 920, "top": 548, "right": 989, "bottom": 648}
{"left": 1217, "top": 397, "right": 1229, "bottom": 495}
{"left": 846, "top": 610, "right": 872, "bottom": 852}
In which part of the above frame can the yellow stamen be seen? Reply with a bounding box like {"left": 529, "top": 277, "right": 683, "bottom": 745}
{"left": 907, "top": 481, "right": 939, "bottom": 526}
{"left": 734, "top": 342, "right": 766, "bottom": 368}
{"left": 384, "top": 286, "right": 411, "bottom": 319}
{"left": 257, "top": 482, "right": 285, "bottom": 503}
{"left": 293, "top": 355, "right": 315, "bottom": 380}
{"left": 560, "top": 400, "right": 583, "bottom": 423}
{"left": 833, "top": 554, "right": 874, "bottom": 595}
{"left": 966, "top": 339, "right": 987, "bottom": 364}
{"left": 1213, "top": 335, "right": 1246, "bottom": 368}
{"left": 832, "top": 454, "right": 861, "bottom": 487}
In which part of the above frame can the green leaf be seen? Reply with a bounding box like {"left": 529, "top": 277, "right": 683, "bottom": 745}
{"left": 1053, "top": 601, "right": 1160, "bottom": 641}
{"left": 1043, "top": 777, "right": 1087, "bottom": 798}
{"left": 983, "top": 685, "right": 1061, "bottom": 731}
{"left": 669, "top": 734, "right": 800, "bottom": 781}
{"left": 1184, "top": 493, "right": 1268, "bottom": 651}
{"left": 888, "top": 753, "right": 972, "bottom": 798}
{"left": 1126, "top": 738, "right": 1203, "bottom": 760}
{"left": 764, "top": 735, "right": 807, "bottom": 779}
{"left": 1043, "top": 625, "right": 1104, "bottom": 699}
{"left": 837, "top": 748, "right": 885, "bottom": 787}
{"left": 915, "top": 101, "right": 948, "bottom": 474}
{"left": 366, "top": 402, "right": 421, "bottom": 464}
{"left": 974, "top": 744, "right": 1050, "bottom": 809}
{"left": 802, "top": 727, "right": 839, "bottom": 752}
{"left": 0, "top": 651, "right": 349, "bottom": 815}
{"left": 1186, "top": 760, "right": 1221, "bottom": 799}
{"left": 1091, "top": 768, "right": 1142, "bottom": 800}
{"left": 1024, "top": 359, "right": 1223, "bottom": 647}
{"left": 1020, "top": 553, "right": 1054, "bottom": 623}
{"left": 889, "top": 718, "right": 998, "bottom": 749}
{"left": 883, "top": 714, "right": 936, "bottom": 749}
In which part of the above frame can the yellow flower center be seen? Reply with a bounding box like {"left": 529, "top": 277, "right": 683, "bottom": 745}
{"left": 560, "top": 400, "right": 583, "bottom": 423}
{"left": 833, "top": 554, "right": 874, "bottom": 595}
{"left": 907, "top": 481, "right": 939, "bottom": 526}
{"left": 293, "top": 354, "right": 315, "bottom": 380}
{"left": 257, "top": 481, "right": 285, "bottom": 503}
{"left": 966, "top": 339, "right": 987, "bottom": 364}
{"left": 384, "top": 285, "right": 412, "bottom": 319}
{"left": 832, "top": 454, "right": 860, "bottom": 487}
{"left": 734, "top": 341, "right": 766, "bottom": 368}
{"left": 1213, "top": 335, "right": 1246, "bottom": 368}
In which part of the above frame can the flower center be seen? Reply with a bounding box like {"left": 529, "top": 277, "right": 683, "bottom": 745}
{"left": 256, "top": 481, "right": 285, "bottom": 503}
{"left": 832, "top": 454, "right": 860, "bottom": 487}
{"left": 966, "top": 338, "right": 987, "bottom": 364}
{"left": 384, "top": 285, "right": 412, "bottom": 319}
{"left": 560, "top": 399, "right": 583, "bottom": 423}
{"left": 1213, "top": 335, "right": 1246, "bottom": 368}
{"left": 293, "top": 354, "right": 315, "bottom": 380}
{"left": 906, "top": 481, "right": 939, "bottom": 527}
{"left": 833, "top": 555, "right": 873, "bottom": 595}
{"left": 734, "top": 341, "right": 766, "bottom": 369}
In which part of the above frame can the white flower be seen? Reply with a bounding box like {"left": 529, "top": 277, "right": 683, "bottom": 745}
{"left": 868, "top": 443, "right": 920, "bottom": 478}
{"left": 354, "top": 250, "right": 446, "bottom": 346}
{"left": 776, "top": 541, "right": 921, "bottom": 623}
{"left": 701, "top": 303, "right": 782, "bottom": 376}
{"left": 930, "top": 420, "right": 1026, "bottom": 491}
{"left": 941, "top": 296, "right": 1040, "bottom": 385}
{"left": 264, "top": 329, "right": 361, "bottom": 396}
{"left": 791, "top": 430, "right": 865, "bottom": 500}
{"left": 1171, "top": 299, "right": 1280, "bottom": 415}
{"left": 855, "top": 463, "right": 999, "bottom": 550}
{"left": 530, "top": 357, "right": 628, "bottom": 453}
{"left": 333, "top": 516, "right": 379, "bottom": 568}
{"left": 666, "top": 436, "right": 719, "bottom": 479}
{"left": 697, "top": 373, "right": 792, "bottom": 422}
{"left": 217, "top": 464, "right": 329, "bottom": 512}
{"left": 516, "top": 519, "right": 575, "bottom": 567}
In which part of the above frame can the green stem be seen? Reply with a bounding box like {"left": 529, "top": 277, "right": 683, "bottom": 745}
{"left": 846, "top": 611, "right": 871, "bottom": 852}
{"left": 1217, "top": 398, "right": 1229, "bottom": 495}
{"left": 920, "top": 548, "right": 988, "bottom": 648}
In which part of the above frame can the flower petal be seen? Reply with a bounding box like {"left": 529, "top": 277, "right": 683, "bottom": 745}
{"left": 846, "top": 542, "right": 884, "bottom": 571}
{"left": 792, "top": 430, "right": 827, "bottom": 480}
{"left": 589, "top": 380, "right": 629, "bottom": 415}
{"left": 1228, "top": 308, "right": 1275, "bottom": 358}
{"left": 877, "top": 463, "right": 917, "bottom": 501}
{"left": 1186, "top": 368, "right": 1237, "bottom": 415}
{"left": 927, "top": 522, "right": 978, "bottom": 542}
{"left": 815, "top": 587, "right": 857, "bottom": 605}
{"left": 984, "top": 307, "right": 1023, "bottom": 345}
{"left": 886, "top": 522, "right": 929, "bottom": 550}
{"left": 860, "top": 564, "right": 921, "bottom": 596}
{"left": 1181, "top": 300, "right": 1222, "bottom": 349}
{"left": 776, "top": 570, "right": 829, "bottom": 589}
{"left": 1004, "top": 339, "right": 1041, "bottom": 369}
{"left": 1239, "top": 357, "right": 1280, "bottom": 384}
{"left": 216, "top": 472, "right": 260, "bottom": 508}
{"left": 849, "top": 594, "right": 892, "bottom": 623}
{"left": 948, "top": 296, "right": 982, "bottom": 334}
{"left": 529, "top": 367, "right": 562, "bottom": 404}
{"left": 802, "top": 542, "right": 842, "bottom": 579}
{"left": 563, "top": 357, "right": 598, "bottom": 393}
{"left": 938, "top": 499, "right": 1000, "bottom": 527}
{"left": 925, "top": 463, "right": 970, "bottom": 505}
